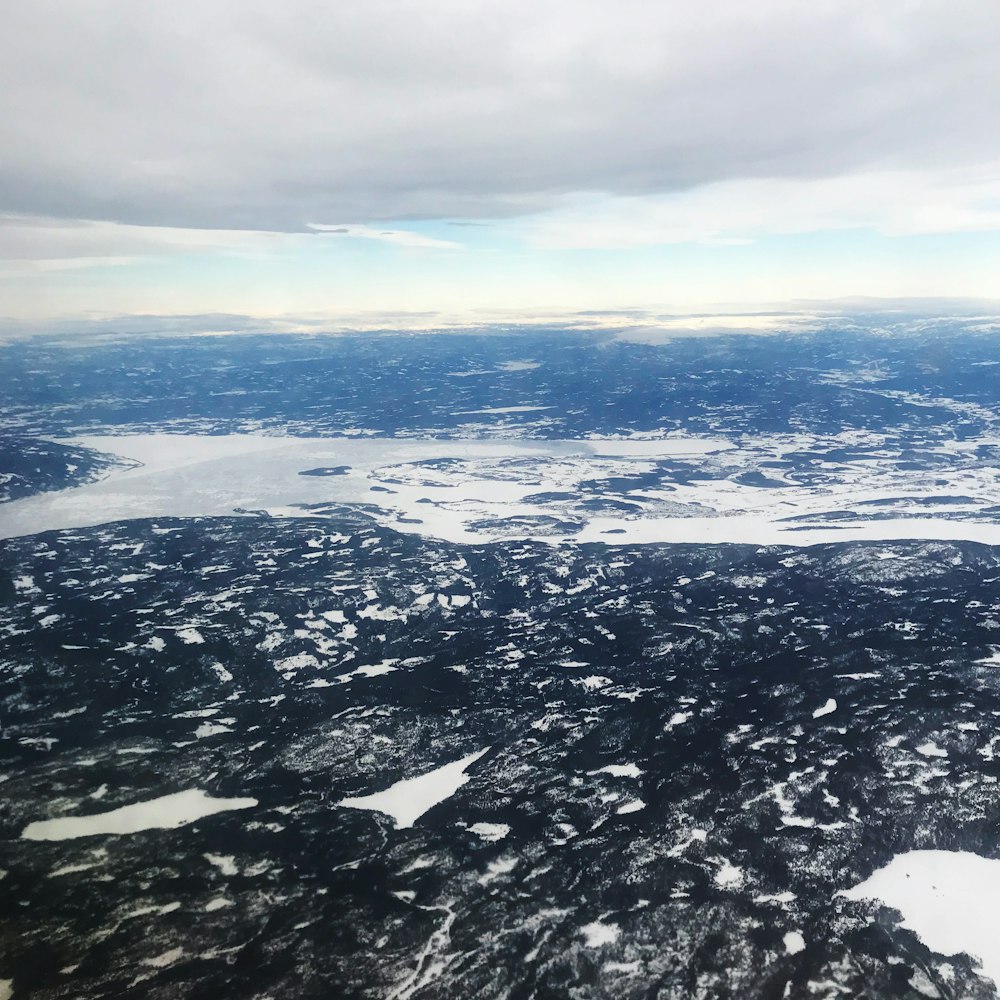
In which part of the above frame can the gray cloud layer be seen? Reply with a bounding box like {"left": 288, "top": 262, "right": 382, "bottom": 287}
{"left": 2, "top": 0, "right": 998, "bottom": 231}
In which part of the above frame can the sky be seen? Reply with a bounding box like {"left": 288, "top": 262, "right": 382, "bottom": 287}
{"left": 2, "top": 0, "right": 1000, "bottom": 326}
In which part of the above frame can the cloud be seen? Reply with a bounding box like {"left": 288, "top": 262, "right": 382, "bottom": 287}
{"left": 1, "top": 1, "right": 998, "bottom": 231}
{"left": 0, "top": 213, "right": 460, "bottom": 276}
{"left": 307, "top": 223, "right": 460, "bottom": 249}
{"left": 0, "top": 215, "right": 303, "bottom": 259}
{"left": 516, "top": 165, "right": 1000, "bottom": 249}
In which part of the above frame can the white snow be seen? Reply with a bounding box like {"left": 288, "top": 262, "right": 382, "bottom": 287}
{"left": 840, "top": 850, "right": 1000, "bottom": 988}
{"left": 590, "top": 764, "right": 643, "bottom": 778}
{"left": 204, "top": 853, "right": 239, "bottom": 876}
{"left": 604, "top": 960, "right": 641, "bottom": 975}
{"left": 123, "top": 901, "right": 181, "bottom": 920}
{"left": 453, "top": 405, "right": 552, "bottom": 415}
{"left": 468, "top": 822, "right": 510, "bottom": 843}
{"left": 580, "top": 921, "right": 621, "bottom": 947}
{"left": 49, "top": 862, "right": 99, "bottom": 877}
{"left": 142, "top": 947, "right": 185, "bottom": 968}
{"left": 754, "top": 891, "right": 797, "bottom": 904}
{"left": 5, "top": 432, "right": 1000, "bottom": 550}
{"left": 812, "top": 699, "right": 838, "bottom": 719}
{"left": 338, "top": 748, "right": 490, "bottom": 829}
{"left": 496, "top": 360, "right": 540, "bottom": 371}
{"left": 915, "top": 741, "right": 948, "bottom": 758}
{"left": 194, "top": 722, "right": 232, "bottom": 739}
{"left": 274, "top": 652, "right": 319, "bottom": 673}
{"left": 337, "top": 661, "right": 399, "bottom": 683}
{"left": 478, "top": 856, "right": 518, "bottom": 885}
{"left": 21, "top": 790, "right": 257, "bottom": 841}
{"left": 714, "top": 860, "right": 744, "bottom": 887}
{"left": 616, "top": 800, "right": 646, "bottom": 815}
{"left": 783, "top": 931, "right": 806, "bottom": 955}
{"left": 210, "top": 662, "right": 233, "bottom": 682}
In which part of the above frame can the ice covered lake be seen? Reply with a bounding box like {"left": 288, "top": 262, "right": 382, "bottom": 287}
{"left": 3, "top": 431, "right": 1000, "bottom": 548}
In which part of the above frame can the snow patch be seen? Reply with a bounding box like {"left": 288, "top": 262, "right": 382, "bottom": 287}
{"left": 204, "top": 853, "right": 239, "bottom": 876}
{"left": 590, "top": 763, "right": 642, "bottom": 778}
{"left": 478, "top": 856, "right": 518, "bottom": 885}
{"left": 812, "top": 698, "right": 838, "bottom": 719}
{"left": 714, "top": 860, "right": 744, "bottom": 888}
{"left": 783, "top": 931, "right": 806, "bottom": 955}
{"left": 754, "top": 891, "right": 797, "bottom": 904}
{"left": 142, "top": 947, "right": 184, "bottom": 968}
{"left": 468, "top": 822, "right": 510, "bottom": 843}
{"left": 580, "top": 922, "right": 621, "bottom": 947}
{"left": 617, "top": 800, "right": 646, "bottom": 815}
